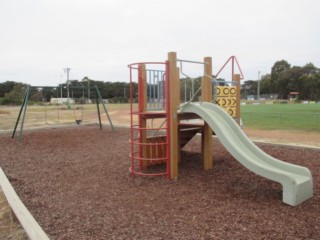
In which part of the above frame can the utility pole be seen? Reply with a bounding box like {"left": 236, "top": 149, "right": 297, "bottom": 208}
{"left": 63, "top": 68, "right": 71, "bottom": 108}
{"left": 88, "top": 79, "right": 90, "bottom": 103}
{"left": 257, "top": 71, "right": 261, "bottom": 100}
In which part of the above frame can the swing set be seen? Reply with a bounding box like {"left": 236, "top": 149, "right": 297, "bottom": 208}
{"left": 43, "top": 102, "right": 84, "bottom": 125}
{"left": 12, "top": 84, "right": 114, "bottom": 141}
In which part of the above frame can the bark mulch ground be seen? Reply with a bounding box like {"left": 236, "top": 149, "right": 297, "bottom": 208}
{"left": 0, "top": 126, "right": 319, "bottom": 239}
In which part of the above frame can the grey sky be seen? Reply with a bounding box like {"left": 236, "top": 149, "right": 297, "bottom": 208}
{"left": 1, "top": 0, "right": 319, "bottom": 86}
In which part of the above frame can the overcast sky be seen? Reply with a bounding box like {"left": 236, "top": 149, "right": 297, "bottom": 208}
{"left": 1, "top": 0, "right": 319, "bottom": 86}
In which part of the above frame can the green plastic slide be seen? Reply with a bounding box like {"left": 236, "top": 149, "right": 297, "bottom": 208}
{"left": 180, "top": 102, "right": 313, "bottom": 206}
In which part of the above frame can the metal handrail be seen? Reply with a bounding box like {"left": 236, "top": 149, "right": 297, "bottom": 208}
{"left": 176, "top": 58, "right": 208, "bottom": 65}
{"left": 177, "top": 58, "right": 212, "bottom": 107}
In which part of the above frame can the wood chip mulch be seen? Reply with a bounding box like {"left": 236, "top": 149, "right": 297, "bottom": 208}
{"left": 0, "top": 126, "right": 319, "bottom": 240}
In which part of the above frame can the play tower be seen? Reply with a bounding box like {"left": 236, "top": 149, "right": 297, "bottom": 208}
{"left": 128, "top": 52, "right": 241, "bottom": 179}
{"left": 128, "top": 52, "right": 313, "bottom": 206}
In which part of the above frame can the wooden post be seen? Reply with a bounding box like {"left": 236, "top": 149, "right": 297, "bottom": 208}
{"left": 138, "top": 64, "right": 148, "bottom": 169}
{"left": 201, "top": 57, "right": 213, "bottom": 170}
{"left": 168, "top": 52, "right": 180, "bottom": 179}
{"left": 233, "top": 74, "right": 241, "bottom": 125}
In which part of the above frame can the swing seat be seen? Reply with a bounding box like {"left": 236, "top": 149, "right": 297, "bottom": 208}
{"left": 75, "top": 119, "right": 82, "bottom": 125}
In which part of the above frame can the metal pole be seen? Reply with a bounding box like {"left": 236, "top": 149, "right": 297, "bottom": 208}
{"left": 192, "top": 78, "right": 194, "bottom": 97}
{"left": 67, "top": 69, "right": 70, "bottom": 103}
{"left": 63, "top": 68, "right": 71, "bottom": 108}
{"left": 232, "top": 56, "right": 235, "bottom": 78}
{"left": 176, "top": 59, "right": 208, "bottom": 65}
{"left": 95, "top": 88, "right": 102, "bottom": 129}
{"left": 12, "top": 86, "right": 29, "bottom": 139}
{"left": 184, "top": 80, "right": 187, "bottom": 102}
{"left": 257, "top": 71, "right": 261, "bottom": 100}
{"left": 19, "top": 86, "right": 31, "bottom": 142}
{"left": 45, "top": 103, "right": 47, "bottom": 124}
{"left": 95, "top": 86, "right": 114, "bottom": 132}
{"left": 157, "top": 72, "right": 160, "bottom": 108}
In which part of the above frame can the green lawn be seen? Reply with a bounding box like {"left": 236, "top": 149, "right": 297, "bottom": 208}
{"left": 241, "top": 103, "right": 320, "bottom": 131}
{"left": 2, "top": 102, "right": 320, "bottom": 132}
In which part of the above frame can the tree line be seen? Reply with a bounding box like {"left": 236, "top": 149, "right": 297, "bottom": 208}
{"left": 241, "top": 60, "right": 320, "bottom": 100}
{"left": 1, "top": 60, "right": 319, "bottom": 105}
{"left": 0, "top": 78, "right": 138, "bottom": 105}
{"left": 0, "top": 77, "right": 206, "bottom": 105}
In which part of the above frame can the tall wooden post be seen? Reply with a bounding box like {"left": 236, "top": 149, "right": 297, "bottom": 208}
{"left": 233, "top": 74, "right": 241, "bottom": 125}
{"left": 138, "top": 64, "right": 148, "bottom": 169}
{"left": 201, "top": 57, "right": 213, "bottom": 170}
{"left": 168, "top": 52, "right": 180, "bottom": 179}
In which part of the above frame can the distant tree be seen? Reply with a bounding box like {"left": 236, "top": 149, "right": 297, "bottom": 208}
{"left": 259, "top": 74, "right": 272, "bottom": 94}
{"left": 3, "top": 83, "right": 27, "bottom": 105}
{"left": 302, "top": 62, "right": 317, "bottom": 73}
{"left": 271, "top": 60, "right": 291, "bottom": 79}
{"left": 241, "top": 80, "right": 258, "bottom": 97}
{"left": 274, "top": 63, "right": 318, "bottom": 99}
{"left": 270, "top": 60, "right": 291, "bottom": 93}
{"left": 30, "top": 90, "right": 44, "bottom": 102}
{"left": 308, "top": 74, "right": 320, "bottom": 100}
{"left": 0, "top": 81, "right": 16, "bottom": 97}
{"left": 305, "top": 65, "right": 320, "bottom": 100}
{"left": 276, "top": 66, "right": 303, "bottom": 99}
{"left": 299, "top": 71, "right": 320, "bottom": 100}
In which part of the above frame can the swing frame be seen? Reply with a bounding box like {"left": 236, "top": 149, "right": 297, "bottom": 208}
{"left": 12, "top": 85, "right": 114, "bottom": 141}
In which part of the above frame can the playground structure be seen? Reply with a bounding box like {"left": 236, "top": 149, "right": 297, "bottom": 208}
{"left": 128, "top": 52, "right": 313, "bottom": 206}
{"left": 12, "top": 84, "right": 114, "bottom": 141}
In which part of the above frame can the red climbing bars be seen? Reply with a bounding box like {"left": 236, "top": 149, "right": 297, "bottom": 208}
{"left": 128, "top": 62, "right": 170, "bottom": 177}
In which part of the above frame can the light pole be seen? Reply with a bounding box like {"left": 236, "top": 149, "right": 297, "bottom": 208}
{"left": 63, "top": 68, "right": 71, "bottom": 108}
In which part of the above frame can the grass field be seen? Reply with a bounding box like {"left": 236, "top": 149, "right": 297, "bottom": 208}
{"left": 1, "top": 103, "right": 320, "bottom": 132}
{"left": 241, "top": 103, "right": 320, "bottom": 131}
{"left": 0, "top": 103, "right": 137, "bottom": 131}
